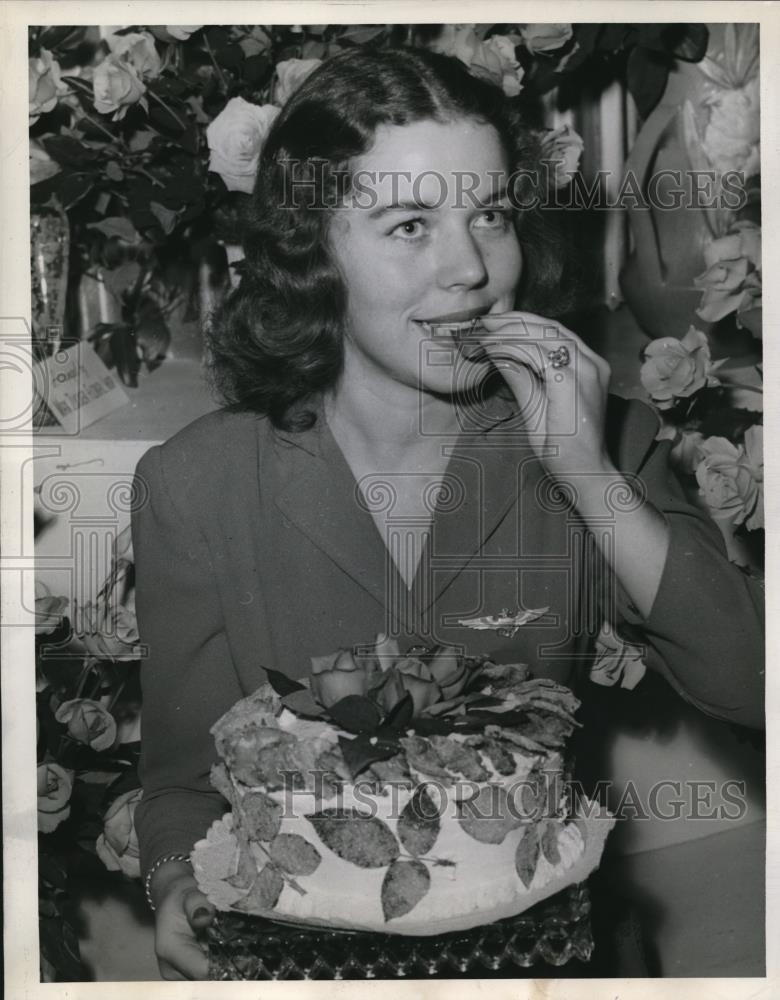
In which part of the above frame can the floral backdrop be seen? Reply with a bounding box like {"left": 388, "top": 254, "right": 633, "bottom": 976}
{"left": 30, "top": 22, "right": 762, "bottom": 981}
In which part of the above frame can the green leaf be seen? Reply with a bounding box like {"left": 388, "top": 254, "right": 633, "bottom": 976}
{"left": 338, "top": 733, "right": 398, "bottom": 779}
{"left": 42, "top": 135, "right": 98, "bottom": 167}
{"left": 540, "top": 820, "right": 562, "bottom": 865}
{"left": 326, "top": 694, "right": 383, "bottom": 734}
{"left": 515, "top": 826, "right": 540, "bottom": 889}
{"left": 232, "top": 863, "right": 284, "bottom": 912}
{"left": 150, "top": 201, "right": 179, "bottom": 236}
{"left": 383, "top": 691, "right": 414, "bottom": 729}
{"left": 381, "top": 858, "right": 430, "bottom": 921}
{"left": 87, "top": 217, "right": 141, "bottom": 243}
{"left": 241, "top": 791, "right": 283, "bottom": 842}
{"left": 269, "top": 833, "right": 321, "bottom": 876}
{"left": 306, "top": 808, "right": 400, "bottom": 868}
{"left": 397, "top": 784, "right": 440, "bottom": 857}
{"left": 457, "top": 785, "right": 522, "bottom": 844}
{"left": 281, "top": 688, "right": 325, "bottom": 718}
{"left": 264, "top": 667, "right": 306, "bottom": 697}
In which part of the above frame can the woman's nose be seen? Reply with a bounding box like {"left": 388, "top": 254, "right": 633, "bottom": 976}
{"left": 435, "top": 228, "right": 488, "bottom": 289}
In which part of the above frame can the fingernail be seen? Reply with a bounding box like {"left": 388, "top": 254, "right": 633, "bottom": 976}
{"left": 193, "top": 907, "right": 211, "bottom": 921}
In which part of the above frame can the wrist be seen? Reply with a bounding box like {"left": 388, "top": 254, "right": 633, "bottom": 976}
{"left": 145, "top": 855, "right": 194, "bottom": 911}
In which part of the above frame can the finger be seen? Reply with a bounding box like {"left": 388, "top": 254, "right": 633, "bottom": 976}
{"left": 183, "top": 886, "right": 216, "bottom": 930}
{"left": 158, "top": 939, "right": 210, "bottom": 981}
{"left": 481, "top": 312, "right": 609, "bottom": 371}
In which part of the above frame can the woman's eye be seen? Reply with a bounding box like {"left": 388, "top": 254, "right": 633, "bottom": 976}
{"left": 473, "top": 209, "right": 511, "bottom": 230}
{"left": 391, "top": 217, "right": 426, "bottom": 239}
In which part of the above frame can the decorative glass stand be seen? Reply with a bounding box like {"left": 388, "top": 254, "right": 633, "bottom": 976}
{"left": 207, "top": 882, "right": 592, "bottom": 980}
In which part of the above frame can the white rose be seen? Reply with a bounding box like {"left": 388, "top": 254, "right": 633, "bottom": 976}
{"left": 107, "top": 31, "right": 161, "bottom": 81}
{"left": 207, "top": 97, "right": 280, "bottom": 194}
{"left": 519, "top": 24, "right": 574, "bottom": 55}
{"left": 38, "top": 763, "right": 73, "bottom": 833}
{"left": 95, "top": 788, "right": 143, "bottom": 878}
{"left": 29, "top": 49, "right": 64, "bottom": 123}
{"left": 166, "top": 26, "right": 202, "bottom": 41}
{"left": 275, "top": 58, "right": 322, "bottom": 106}
{"left": 432, "top": 27, "right": 524, "bottom": 96}
{"left": 93, "top": 54, "right": 146, "bottom": 119}
{"left": 701, "top": 76, "right": 760, "bottom": 178}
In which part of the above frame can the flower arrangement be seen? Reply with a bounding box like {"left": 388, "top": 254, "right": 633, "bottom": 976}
{"left": 35, "top": 525, "right": 143, "bottom": 981}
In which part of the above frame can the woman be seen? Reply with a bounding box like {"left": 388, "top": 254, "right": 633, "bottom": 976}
{"left": 131, "top": 46, "right": 764, "bottom": 979}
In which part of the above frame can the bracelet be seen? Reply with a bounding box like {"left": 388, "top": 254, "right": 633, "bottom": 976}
{"left": 144, "top": 852, "right": 192, "bottom": 912}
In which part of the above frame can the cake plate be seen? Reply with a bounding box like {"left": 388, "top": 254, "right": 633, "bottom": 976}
{"left": 206, "top": 881, "right": 593, "bottom": 980}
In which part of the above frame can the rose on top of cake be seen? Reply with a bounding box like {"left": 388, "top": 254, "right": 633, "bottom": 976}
{"left": 192, "top": 636, "right": 613, "bottom": 933}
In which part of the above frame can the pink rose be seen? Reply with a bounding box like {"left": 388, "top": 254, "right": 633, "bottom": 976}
{"left": 107, "top": 31, "right": 161, "bottom": 81}
{"left": 93, "top": 54, "right": 146, "bottom": 119}
{"left": 207, "top": 97, "right": 280, "bottom": 194}
{"left": 640, "top": 326, "right": 724, "bottom": 410}
{"left": 95, "top": 788, "right": 143, "bottom": 878}
{"left": 29, "top": 49, "right": 63, "bottom": 123}
{"left": 310, "top": 648, "right": 380, "bottom": 709}
{"left": 427, "top": 646, "right": 470, "bottom": 699}
{"left": 696, "top": 222, "right": 762, "bottom": 324}
{"left": 539, "top": 124, "right": 584, "bottom": 188}
{"left": 37, "top": 763, "right": 73, "bottom": 833}
{"left": 695, "top": 427, "right": 763, "bottom": 530}
{"left": 519, "top": 24, "right": 574, "bottom": 55}
{"left": 274, "top": 58, "right": 323, "bottom": 105}
{"left": 55, "top": 698, "right": 118, "bottom": 751}
{"left": 393, "top": 658, "right": 442, "bottom": 715}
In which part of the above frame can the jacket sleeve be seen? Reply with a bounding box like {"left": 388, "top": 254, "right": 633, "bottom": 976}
{"left": 601, "top": 396, "right": 765, "bottom": 729}
{"left": 131, "top": 443, "right": 244, "bottom": 879}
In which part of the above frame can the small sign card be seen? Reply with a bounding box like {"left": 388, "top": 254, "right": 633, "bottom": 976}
{"left": 34, "top": 342, "right": 129, "bottom": 434}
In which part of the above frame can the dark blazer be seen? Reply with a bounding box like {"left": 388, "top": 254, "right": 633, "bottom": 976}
{"left": 130, "top": 394, "right": 764, "bottom": 875}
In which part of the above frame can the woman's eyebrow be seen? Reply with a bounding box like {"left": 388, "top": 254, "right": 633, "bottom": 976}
{"left": 367, "top": 184, "right": 510, "bottom": 220}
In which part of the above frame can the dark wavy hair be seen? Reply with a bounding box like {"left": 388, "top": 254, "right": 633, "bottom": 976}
{"left": 206, "top": 45, "right": 576, "bottom": 431}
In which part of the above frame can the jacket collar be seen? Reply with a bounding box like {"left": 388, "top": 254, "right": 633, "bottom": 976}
{"left": 262, "top": 391, "right": 541, "bottom": 635}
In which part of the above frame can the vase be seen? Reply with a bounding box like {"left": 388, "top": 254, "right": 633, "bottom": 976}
{"left": 30, "top": 199, "right": 70, "bottom": 359}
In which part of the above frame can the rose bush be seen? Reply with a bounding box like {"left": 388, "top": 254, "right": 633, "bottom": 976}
{"left": 54, "top": 698, "right": 118, "bottom": 752}
{"left": 37, "top": 763, "right": 73, "bottom": 833}
{"left": 207, "top": 96, "right": 280, "bottom": 193}
{"left": 95, "top": 787, "right": 143, "bottom": 878}
{"left": 695, "top": 426, "right": 763, "bottom": 530}
{"left": 640, "top": 326, "right": 725, "bottom": 410}
{"left": 92, "top": 54, "right": 146, "bottom": 119}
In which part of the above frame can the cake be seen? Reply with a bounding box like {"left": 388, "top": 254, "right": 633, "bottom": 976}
{"left": 191, "top": 636, "right": 614, "bottom": 936}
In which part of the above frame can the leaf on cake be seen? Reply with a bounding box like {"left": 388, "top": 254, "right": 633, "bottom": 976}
{"left": 242, "top": 790, "right": 283, "bottom": 842}
{"left": 280, "top": 688, "right": 325, "bottom": 718}
{"left": 326, "top": 694, "right": 384, "bottom": 734}
{"left": 232, "top": 863, "right": 284, "bottom": 912}
{"left": 305, "top": 808, "right": 400, "bottom": 868}
{"left": 269, "top": 833, "right": 322, "bottom": 876}
{"left": 381, "top": 859, "right": 431, "bottom": 921}
{"left": 540, "top": 820, "right": 562, "bottom": 865}
{"left": 263, "top": 667, "right": 307, "bottom": 697}
{"left": 209, "top": 762, "right": 235, "bottom": 806}
{"left": 515, "top": 826, "right": 540, "bottom": 889}
{"left": 399, "top": 735, "right": 453, "bottom": 781}
{"left": 338, "top": 733, "right": 399, "bottom": 780}
{"left": 457, "top": 785, "right": 522, "bottom": 844}
{"left": 428, "top": 735, "right": 490, "bottom": 781}
{"left": 397, "top": 784, "right": 440, "bottom": 856}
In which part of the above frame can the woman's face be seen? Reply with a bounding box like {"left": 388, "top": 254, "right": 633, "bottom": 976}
{"left": 327, "top": 117, "right": 522, "bottom": 397}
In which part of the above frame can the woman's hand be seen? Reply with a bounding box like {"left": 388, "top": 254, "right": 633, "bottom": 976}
{"left": 478, "top": 311, "right": 614, "bottom": 479}
{"left": 149, "top": 860, "right": 215, "bottom": 980}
